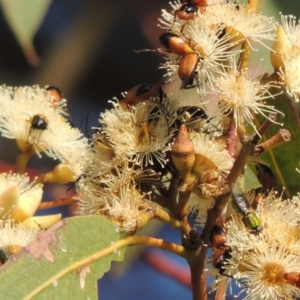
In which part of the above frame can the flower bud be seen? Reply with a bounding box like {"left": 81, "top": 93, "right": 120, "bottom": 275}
{"left": 41, "top": 163, "right": 78, "bottom": 184}
{"left": 224, "top": 26, "right": 245, "bottom": 47}
{"left": 270, "top": 25, "right": 291, "bottom": 71}
{"left": 192, "top": 153, "right": 217, "bottom": 180}
{"left": 12, "top": 186, "right": 43, "bottom": 222}
{"left": 171, "top": 125, "right": 195, "bottom": 185}
{"left": 0, "top": 186, "right": 19, "bottom": 218}
{"left": 94, "top": 141, "right": 115, "bottom": 161}
{"left": 21, "top": 214, "right": 62, "bottom": 230}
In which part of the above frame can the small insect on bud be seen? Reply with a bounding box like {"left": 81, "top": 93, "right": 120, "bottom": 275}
{"left": 232, "top": 192, "right": 263, "bottom": 234}
{"left": 28, "top": 114, "right": 49, "bottom": 144}
{"left": 31, "top": 114, "right": 48, "bottom": 131}
{"left": 243, "top": 212, "right": 263, "bottom": 234}
{"left": 183, "top": 0, "right": 207, "bottom": 14}
{"left": 209, "top": 225, "right": 227, "bottom": 249}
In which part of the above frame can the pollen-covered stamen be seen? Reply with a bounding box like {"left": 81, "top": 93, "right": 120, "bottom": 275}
{"left": 100, "top": 97, "right": 177, "bottom": 167}
{"left": 261, "top": 263, "right": 285, "bottom": 286}
{"left": 138, "top": 122, "right": 152, "bottom": 145}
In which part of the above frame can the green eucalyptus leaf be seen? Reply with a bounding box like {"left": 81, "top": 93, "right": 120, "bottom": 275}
{"left": 244, "top": 164, "right": 262, "bottom": 191}
{"left": 0, "top": 0, "right": 51, "bottom": 65}
{"left": 0, "top": 215, "right": 127, "bottom": 299}
{"left": 257, "top": 91, "right": 300, "bottom": 197}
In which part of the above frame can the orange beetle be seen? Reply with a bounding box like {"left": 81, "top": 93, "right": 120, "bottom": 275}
{"left": 159, "top": 33, "right": 200, "bottom": 89}
{"left": 284, "top": 272, "right": 300, "bottom": 288}
{"left": 178, "top": 52, "right": 199, "bottom": 88}
{"left": 175, "top": 0, "right": 207, "bottom": 21}
{"left": 159, "top": 32, "right": 195, "bottom": 56}
{"left": 209, "top": 225, "right": 227, "bottom": 249}
{"left": 121, "top": 83, "right": 163, "bottom": 108}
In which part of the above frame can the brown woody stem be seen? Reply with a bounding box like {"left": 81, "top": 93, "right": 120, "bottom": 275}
{"left": 226, "top": 121, "right": 238, "bottom": 158}
{"left": 189, "top": 261, "right": 208, "bottom": 300}
{"left": 254, "top": 129, "right": 291, "bottom": 155}
{"left": 153, "top": 205, "right": 182, "bottom": 230}
{"left": 38, "top": 197, "right": 75, "bottom": 209}
{"left": 257, "top": 114, "right": 277, "bottom": 136}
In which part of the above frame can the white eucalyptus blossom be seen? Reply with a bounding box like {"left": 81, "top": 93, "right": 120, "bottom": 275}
{"left": 99, "top": 96, "right": 177, "bottom": 167}
{"left": 77, "top": 162, "right": 152, "bottom": 234}
{"left": 159, "top": 0, "right": 277, "bottom": 96}
{"left": 280, "top": 14, "right": 300, "bottom": 48}
{"left": 211, "top": 60, "right": 283, "bottom": 132}
{"left": 204, "top": 0, "right": 277, "bottom": 49}
{"left": 235, "top": 245, "right": 300, "bottom": 300}
{"left": 0, "top": 219, "right": 40, "bottom": 254}
{"left": 188, "top": 132, "right": 233, "bottom": 224}
{"left": 0, "top": 85, "right": 87, "bottom": 161}
{"left": 160, "top": 0, "right": 277, "bottom": 47}
{"left": 216, "top": 194, "right": 300, "bottom": 299}
{"left": 190, "top": 131, "right": 233, "bottom": 173}
{"left": 278, "top": 49, "right": 300, "bottom": 102}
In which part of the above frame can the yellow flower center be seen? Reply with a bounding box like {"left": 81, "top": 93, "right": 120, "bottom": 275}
{"left": 261, "top": 263, "right": 285, "bottom": 286}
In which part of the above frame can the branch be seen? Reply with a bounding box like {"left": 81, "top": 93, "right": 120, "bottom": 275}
{"left": 38, "top": 197, "right": 75, "bottom": 209}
